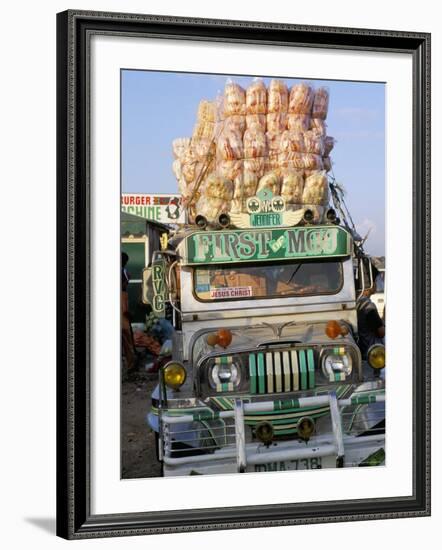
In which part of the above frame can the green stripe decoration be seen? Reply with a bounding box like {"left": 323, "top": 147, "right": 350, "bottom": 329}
{"left": 215, "top": 355, "right": 233, "bottom": 365}
{"left": 273, "top": 398, "right": 301, "bottom": 411}
{"left": 249, "top": 354, "right": 257, "bottom": 394}
{"left": 257, "top": 353, "right": 266, "bottom": 394}
{"left": 351, "top": 392, "right": 383, "bottom": 405}
{"left": 246, "top": 404, "right": 329, "bottom": 417}
{"left": 307, "top": 349, "right": 315, "bottom": 389}
{"left": 334, "top": 372, "right": 346, "bottom": 382}
{"left": 192, "top": 410, "right": 220, "bottom": 421}
{"left": 298, "top": 350, "right": 308, "bottom": 390}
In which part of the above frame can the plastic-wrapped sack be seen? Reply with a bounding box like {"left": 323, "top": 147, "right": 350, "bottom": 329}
{"left": 267, "top": 112, "right": 287, "bottom": 133}
{"left": 278, "top": 152, "right": 305, "bottom": 170}
{"left": 323, "top": 157, "right": 332, "bottom": 172}
{"left": 266, "top": 132, "right": 281, "bottom": 153}
{"left": 246, "top": 78, "right": 267, "bottom": 114}
{"left": 223, "top": 115, "right": 246, "bottom": 136}
{"left": 287, "top": 114, "right": 311, "bottom": 133}
{"left": 231, "top": 198, "right": 248, "bottom": 214}
{"left": 312, "top": 87, "right": 329, "bottom": 119}
{"left": 257, "top": 172, "right": 281, "bottom": 196}
{"left": 217, "top": 159, "right": 243, "bottom": 181}
{"left": 191, "top": 138, "right": 216, "bottom": 160}
{"left": 234, "top": 172, "right": 258, "bottom": 199}
{"left": 181, "top": 152, "right": 200, "bottom": 183}
{"left": 244, "top": 158, "right": 265, "bottom": 180}
{"left": 172, "top": 159, "right": 183, "bottom": 181}
{"left": 193, "top": 120, "right": 214, "bottom": 140}
{"left": 324, "top": 136, "right": 336, "bottom": 157}
{"left": 195, "top": 196, "right": 225, "bottom": 222}
{"left": 288, "top": 83, "right": 314, "bottom": 114}
{"left": 279, "top": 130, "right": 305, "bottom": 153}
{"left": 302, "top": 171, "right": 329, "bottom": 205}
{"left": 183, "top": 156, "right": 215, "bottom": 186}
{"left": 223, "top": 81, "right": 246, "bottom": 116}
{"left": 281, "top": 171, "right": 304, "bottom": 204}
{"left": 180, "top": 178, "right": 206, "bottom": 204}
{"left": 244, "top": 127, "right": 267, "bottom": 159}
{"left": 310, "top": 118, "right": 327, "bottom": 135}
{"left": 197, "top": 100, "right": 216, "bottom": 123}
{"left": 216, "top": 129, "right": 244, "bottom": 160}
{"left": 301, "top": 153, "right": 323, "bottom": 170}
{"left": 268, "top": 79, "right": 289, "bottom": 113}
{"left": 246, "top": 114, "right": 266, "bottom": 132}
{"left": 176, "top": 177, "right": 188, "bottom": 199}
{"left": 264, "top": 154, "right": 280, "bottom": 175}
{"left": 172, "top": 137, "right": 191, "bottom": 159}
{"left": 303, "top": 131, "right": 325, "bottom": 155}
{"left": 205, "top": 173, "right": 234, "bottom": 200}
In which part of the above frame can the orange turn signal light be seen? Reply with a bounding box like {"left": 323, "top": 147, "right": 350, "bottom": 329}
{"left": 325, "top": 320, "right": 349, "bottom": 339}
{"left": 325, "top": 320, "right": 341, "bottom": 339}
{"left": 217, "top": 329, "right": 233, "bottom": 348}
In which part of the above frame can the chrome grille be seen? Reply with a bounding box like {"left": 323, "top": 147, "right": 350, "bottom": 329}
{"left": 248, "top": 349, "right": 315, "bottom": 394}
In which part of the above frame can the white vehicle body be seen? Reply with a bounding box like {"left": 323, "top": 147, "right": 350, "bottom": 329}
{"left": 146, "top": 224, "right": 386, "bottom": 476}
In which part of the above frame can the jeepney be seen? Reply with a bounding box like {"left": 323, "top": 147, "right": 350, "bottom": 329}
{"left": 144, "top": 193, "right": 385, "bottom": 476}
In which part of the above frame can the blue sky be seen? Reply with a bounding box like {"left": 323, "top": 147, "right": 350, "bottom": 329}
{"left": 121, "top": 70, "right": 385, "bottom": 256}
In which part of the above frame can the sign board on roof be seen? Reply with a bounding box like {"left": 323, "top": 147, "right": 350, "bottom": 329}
{"left": 121, "top": 194, "right": 185, "bottom": 224}
{"left": 182, "top": 226, "right": 351, "bottom": 265}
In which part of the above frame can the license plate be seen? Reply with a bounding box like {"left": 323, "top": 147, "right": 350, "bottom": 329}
{"left": 253, "top": 455, "right": 336, "bottom": 472}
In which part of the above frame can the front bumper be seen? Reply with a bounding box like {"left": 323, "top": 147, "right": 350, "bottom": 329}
{"left": 158, "top": 390, "right": 385, "bottom": 476}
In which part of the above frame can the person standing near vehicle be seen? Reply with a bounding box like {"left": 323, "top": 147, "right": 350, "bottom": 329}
{"left": 121, "top": 252, "right": 135, "bottom": 371}
{"left": 356, "top": 285, "right": 385, "bottom": 359}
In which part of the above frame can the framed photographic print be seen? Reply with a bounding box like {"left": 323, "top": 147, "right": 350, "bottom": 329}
{"left": 56, "top": 10, "right": 431, "bottom": 539}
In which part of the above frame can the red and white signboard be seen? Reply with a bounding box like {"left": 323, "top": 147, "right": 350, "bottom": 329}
{"left": 121, "top": 193, "right": 185, "bottom": 224}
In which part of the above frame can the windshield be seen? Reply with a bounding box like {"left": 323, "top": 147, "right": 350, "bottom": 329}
{"left": 193, "top": 260, "right": 343, "bottom": 301}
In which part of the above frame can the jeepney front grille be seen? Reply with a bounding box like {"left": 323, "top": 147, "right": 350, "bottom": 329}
{"left": 248, "top": 349, "right": 315, "bottom": 394}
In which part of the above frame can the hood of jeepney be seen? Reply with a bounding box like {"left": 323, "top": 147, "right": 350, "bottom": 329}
{"left": 192, "top": 320, "right": 355, "bottom": 367}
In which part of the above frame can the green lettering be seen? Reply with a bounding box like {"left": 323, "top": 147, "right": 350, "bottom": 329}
{"left": 153, "top": 294, "right": 164, "bottom": 312}
{"left": 153, "top": 265, "right": 163, "bottom": 279}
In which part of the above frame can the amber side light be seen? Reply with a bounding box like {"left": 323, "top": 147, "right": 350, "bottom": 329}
{"left": 217, "top": 329, "right": 233, "bottom": 348}
{"left": 325, "top": 320, "right": 341, "bottom": 339}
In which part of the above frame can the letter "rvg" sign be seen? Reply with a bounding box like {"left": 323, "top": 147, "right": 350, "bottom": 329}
{"left": 152, "top": 258, "right": 166, "bottom": 317}
{"left": 182, "top": 226, "right": 351, "bottom": 265}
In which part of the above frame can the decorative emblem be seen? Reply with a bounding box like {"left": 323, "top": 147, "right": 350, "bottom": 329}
{"left": 247, "top": 197, "right": 261, "bottom": 213}
{"left": 231, "top": 189, "right": 305, "bottom": 229}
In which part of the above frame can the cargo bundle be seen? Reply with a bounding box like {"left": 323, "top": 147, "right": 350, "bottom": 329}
{"left": 172, "top": 78, "right": 336, "bottom": 224}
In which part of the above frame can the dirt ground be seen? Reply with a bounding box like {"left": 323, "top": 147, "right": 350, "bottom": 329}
{"left": 121, "top": 371, "right": 162, "bottom": 479}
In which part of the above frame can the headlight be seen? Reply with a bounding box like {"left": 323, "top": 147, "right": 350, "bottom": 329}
{"left": 200, "top": 354, "right": 248, "bottom": 395}
{"left": 209, "top": 357, "right": 242, "bottom": 391}
{"left": 367, "top": 344, "right": 385, "bottom": 369}
{"left": 163, "top": 361, "right": 187, "bottom": 390}
{"left": 321, "top": 347, "right": 353, "bottom": 382}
